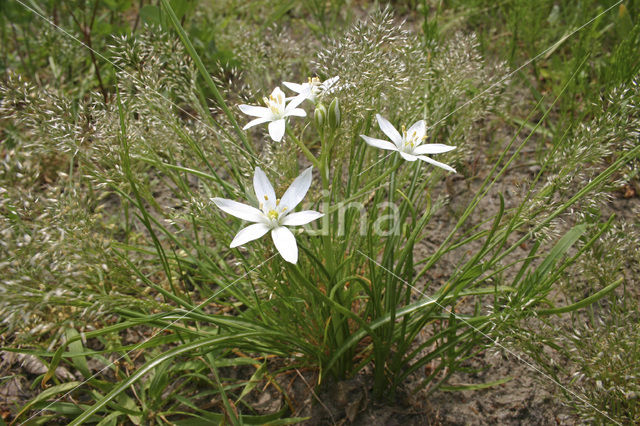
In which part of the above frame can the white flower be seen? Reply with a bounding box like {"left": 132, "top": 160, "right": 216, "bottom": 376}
{"left": 283, "top": 76, "right": 340, "bottom": 105}
{"left": 212, "top": 167, "right": 323, "bottom": 264}
{"left": 360, "top": 114, "right": 457, "bottom": 172}
{"left": 239, "top": 87, "right": 307, "bottom": 142}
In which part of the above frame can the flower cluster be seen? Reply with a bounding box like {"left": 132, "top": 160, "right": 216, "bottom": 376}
{"left": 238, "top": 76, "right": 339, "bottom": 142}
{"left": 214, "top": 75, "right": 457, "bottom": 263}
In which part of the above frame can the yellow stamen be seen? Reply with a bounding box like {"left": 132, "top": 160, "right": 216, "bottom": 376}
{"left": 264, "top": 195, "right": 269, "bottom": 200}
{"left": 276, "top": 199, "right": 280, "bottom": 206}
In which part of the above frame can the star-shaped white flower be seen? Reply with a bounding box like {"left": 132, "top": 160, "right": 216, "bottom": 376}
{"left": 239, "top": 87, "right": 307, "bottom": 142}
{"left": 283, "top": 76, "right": 339, "bottom": 105}
{"left": 360, "top": 114, "right": 457, "bottom": 172}
{"left": 212, "top": 167, "right": 323, "bottom": 264}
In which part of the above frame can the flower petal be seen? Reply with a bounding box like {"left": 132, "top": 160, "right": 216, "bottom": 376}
{"left": 280, "top": 166, "right": 313, "bottom": 211}
{"left": 376, "top": 114, "right": 402, "bottom": 146}
{"left": 230, "top": 223, "right": 271, "bottom": 248}
{"left": 268, "top": 119, "right": 286, "bottom": 142}
{"left": 281, "top": 210, "right": 323, "bottom": 226}
{"left": 243, "top": 116, "right": 271, "bottom": 130}
{"left": 270, "top": 86, "right": 286, "bottom": 99}
{"left": 212, "top": 198, "right": 265, "bottom": 223}
{"left": 399, "top": 151, "right": 419, "bottom": 162}
{"left": 406, "top": 119, "right": 426, "bottom": 139}
{"left": 413, "top": 143, "right": 456, "bottom": 155}
{"left": 360, "top": 135, "right": 398, "bottom": 151}
{"left": 253, "top": 167, "right": 276, "bottom": 209}
{"left": 271, "top": 226, "right": 298, "bottom": 263}
{"left": 283, "top": 81, "right": 305, "bottom": 93}
{"left": 269, "top": 87, "right": 287, "bottom": 110}
{"left": 417, "top": 155, "right": 457, "bottom": 172}
{"left": 239, "top": 104, "right": 270, "bottom": 117}
{"left": 285, "top": 107, "right": 307, "bottom": 118}
{"left": 285, "top": 94, "right": 307, "bottom": 111}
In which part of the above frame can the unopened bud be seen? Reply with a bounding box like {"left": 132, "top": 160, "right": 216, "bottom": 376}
{"left": 328, "top": 98, "right": 341, "bottom": 130}
{"left": 314, "top": 103, "right": 327, "bottom": 130}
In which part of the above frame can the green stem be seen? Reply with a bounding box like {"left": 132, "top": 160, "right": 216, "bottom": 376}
{"left": 319, "top": 128, "right": 335, "bottom": 274}
{"left": 286, "top": 125, "right": 320, "bottom": 169}
{"left": 317, "top": 128, "right": 342, "bottom": 373}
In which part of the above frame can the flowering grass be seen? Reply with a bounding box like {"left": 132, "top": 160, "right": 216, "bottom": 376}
{"left": 1, "top": 1, "right": 639, "bottom": 424}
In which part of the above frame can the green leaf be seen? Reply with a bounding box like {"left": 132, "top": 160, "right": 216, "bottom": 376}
{"left": 15, "top": 381, "right": 82, "bottom": 421}
{"left": 139, "top": 5, "right": 161, "bottom": 26}
{"left": 117, "top": 393, "right": 142, "bottom": 425}
{"left": 534, "top": 224, "right": 587, "bottom": 279}
{"left": 68, "top": 333, "right": 264, "bottom": 425}
{"left": 148, "top": 359, "right": 171, "bottom": 401}
{"left": 65, "top": 328, "right": 91, "bottom": 379}
{"left": 236, "top": 361, "right": 266, "bottom": 403}
{"left": 96, "top": 411, "right": 121, "bottom": 426}
{"left": 537, "top": 277, "right": 623, "bottom": 316}
{"left": 262, "top": 0, "right": 296, "bottom": 30}
{"left": 169, "top": 0, "right": 190, "bottom": 20}
{"left": 169, "top": 403, "right": 308, "bottom": 425}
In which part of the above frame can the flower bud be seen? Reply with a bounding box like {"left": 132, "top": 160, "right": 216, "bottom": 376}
{"left": 314, "top": 103, "right": 327, "bottom": 130}
{"left": 328, "top": 98, "right": 341, "bottom": 130}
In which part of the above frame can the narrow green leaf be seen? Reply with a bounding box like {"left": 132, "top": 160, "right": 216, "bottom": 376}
{"left": 15, "top": 381, "right": 82, "bottom": 421}
{"left": 69, "top": 333, "right": 263, "bottom": 425}
{"left": 537, "top": 278, "right": 623, "bottom": 316}
{"left": 532, "top": 224, "right": 587, "bottom": 280}
{"left": 236, "top": 361, "right": 266, "bottom": 403}
{"left": 65, "top": 328, "right": 91, "bottom": 379}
